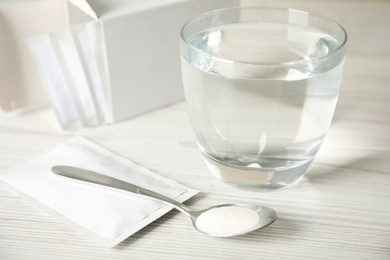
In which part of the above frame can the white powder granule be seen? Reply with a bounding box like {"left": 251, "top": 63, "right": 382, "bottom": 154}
{"left": 195, "top": 205, "right": 260, "bottom": 236}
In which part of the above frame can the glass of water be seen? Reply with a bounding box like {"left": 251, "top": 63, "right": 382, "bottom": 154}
{"left": 180, "top": 7, "right": 347, "bottom": 189}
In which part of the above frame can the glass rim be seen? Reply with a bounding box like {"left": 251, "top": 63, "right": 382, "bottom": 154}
{"left": 180, "top": 6, "right": 348, "bottom": 66}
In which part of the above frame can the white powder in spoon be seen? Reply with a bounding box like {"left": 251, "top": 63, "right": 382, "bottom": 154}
{"left": 195, "top": 205, "right": 260, "bottom": 236}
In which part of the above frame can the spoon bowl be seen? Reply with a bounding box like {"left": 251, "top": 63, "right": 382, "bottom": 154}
{"left": 52, "top": 166, "right": 277, "bottom": 237}
{"left": 191, "top": 203, "right": 277, "bottom": 237}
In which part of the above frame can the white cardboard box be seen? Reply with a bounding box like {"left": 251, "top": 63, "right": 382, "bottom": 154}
{"left": 0, "top": 0, "right": 238, "bottom": 126}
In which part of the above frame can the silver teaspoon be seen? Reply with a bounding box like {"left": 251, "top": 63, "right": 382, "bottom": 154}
{"left": 51, "top": 165, "right": 277, "bottom": 237}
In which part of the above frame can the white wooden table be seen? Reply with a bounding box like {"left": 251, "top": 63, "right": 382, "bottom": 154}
{"left": 1, "top": 0, "right": 389, "bottom": 259}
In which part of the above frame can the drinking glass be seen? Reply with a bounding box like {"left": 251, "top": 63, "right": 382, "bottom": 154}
{"left": 180, "top": 7, "right": 347, "bottom": 189}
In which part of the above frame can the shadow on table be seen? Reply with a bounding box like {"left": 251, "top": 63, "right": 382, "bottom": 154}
{"left": 306, "top": 150, "right": 389, "bottom": 183}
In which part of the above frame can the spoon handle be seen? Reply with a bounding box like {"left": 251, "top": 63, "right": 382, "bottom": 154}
{"left": 51, "top": 165, "right": 193, "bottom": 217}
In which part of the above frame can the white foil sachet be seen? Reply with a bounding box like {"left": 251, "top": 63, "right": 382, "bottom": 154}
{"left": 0, "top": 136, "right": 198, "bottom": 247}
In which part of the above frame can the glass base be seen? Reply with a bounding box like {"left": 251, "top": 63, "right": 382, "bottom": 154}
{"left": 202, "top": 154, "right": 313, "bottom": 190}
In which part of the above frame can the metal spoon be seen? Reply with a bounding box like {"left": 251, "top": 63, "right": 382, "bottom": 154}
{"left": 51, "top": 165, "right": 277, "bottom": 237}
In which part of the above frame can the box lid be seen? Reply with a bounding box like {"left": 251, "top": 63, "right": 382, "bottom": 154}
{"left": 67, "top": 0, "right": 189, "bottom": 22}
